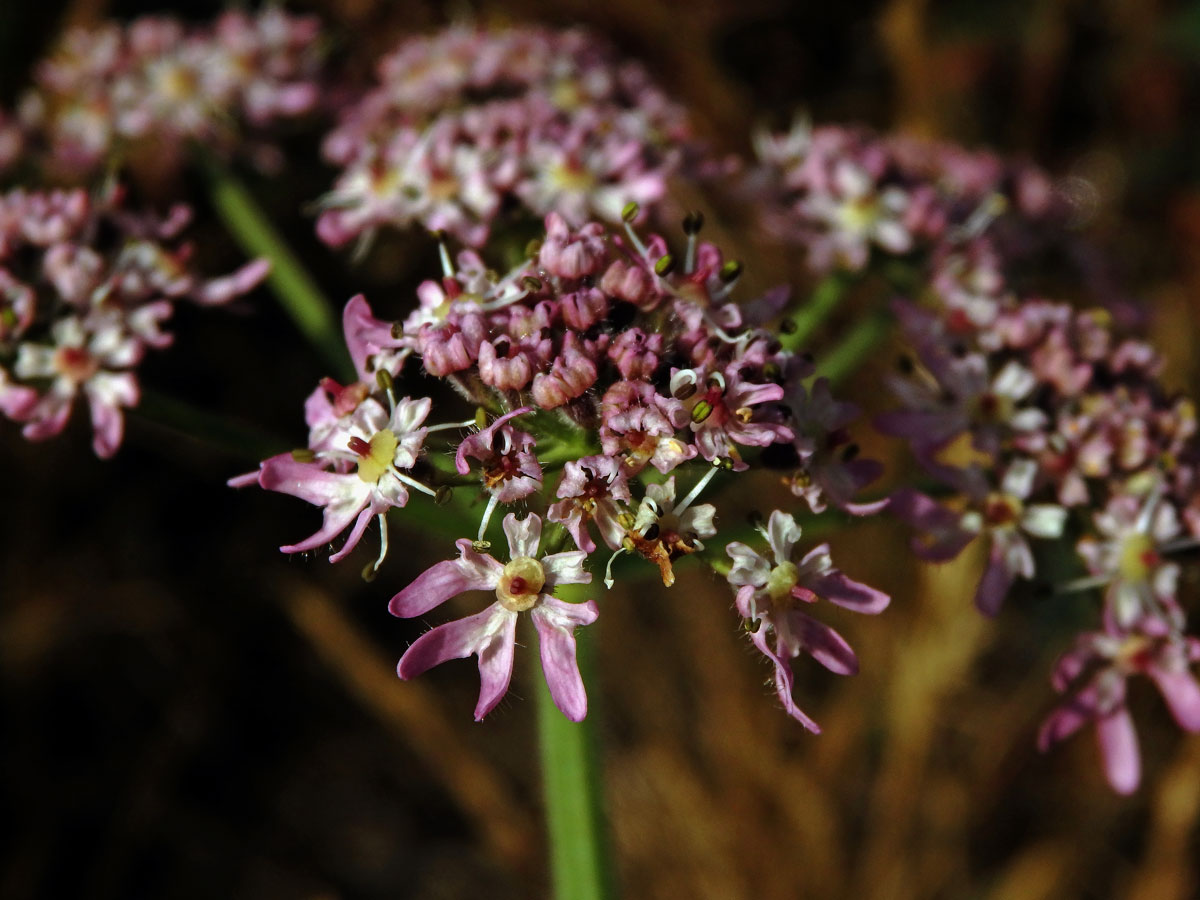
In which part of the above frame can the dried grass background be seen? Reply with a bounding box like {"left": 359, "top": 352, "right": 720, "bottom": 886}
{"left": 2, "top": 0, "right": 1200, "bottom": 898}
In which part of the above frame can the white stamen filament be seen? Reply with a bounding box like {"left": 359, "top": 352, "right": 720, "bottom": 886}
{"left": 604, "top": 547, "right": 626, "bottom": 589}
{"left": 394, "top": 470, "right": 437, "bottom": 497}
{"left": 425, "top": 419, "right": 477, "bottom": 433}
{"left": 477, "top": 493, "right": 500, "bottom": 542}
{"left": 622, "top": 220, "right": 649, "bottom": 259}
{"left": 372, "top": 512, "right": 389, "bottom": 573}
{"left": 674, "top": 462, "right": 720, "bottom": 517}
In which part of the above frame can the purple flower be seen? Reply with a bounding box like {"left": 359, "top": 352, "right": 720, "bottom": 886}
{"left": 1038, "top": 623, "right": 1200, "bottom": 794}
{"left": 390, "top": 513, "right": 597, "bottom": 721}
{"left": 726, "top": 510, "right": 889, "bottom": 731}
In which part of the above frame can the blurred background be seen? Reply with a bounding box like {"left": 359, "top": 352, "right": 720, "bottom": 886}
{"left": 2, "top": 0, "right": 1200, "bottom": 897}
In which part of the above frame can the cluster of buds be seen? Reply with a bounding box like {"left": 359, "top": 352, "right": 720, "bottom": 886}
{"left": 4, "top": 8, "right": 323, "bottom": 181}
{"left": 234, "top": 208, "right": 890, "bottom": 726}
{"left": 882, "top": 293, "right": 1200, "bottom": 792}
{"left": 0, "top": 184, "right": 268, "bottom": 457}
{"left": 316, "top": 25, "right": 692, "bottom": 250}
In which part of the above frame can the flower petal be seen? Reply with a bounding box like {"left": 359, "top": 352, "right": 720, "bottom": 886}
{"left": 1097, "top": 709, "right": 1141, "bottom": 795}
{"left": 502, "top": 512, "right": 542, "bottom": 559}
{"left": 388, "top": 539, "right": 503, "bottom": 618}
{"left": 793, "top": 612, "right": 859, "bottom": 676}
{"left": 532, "top": 595, "right": 599, "bottom": 721}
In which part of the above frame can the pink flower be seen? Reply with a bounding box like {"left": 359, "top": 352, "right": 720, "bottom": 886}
{"left": 726, "top": 510, "right": 889, "bottom": 731}
{"left": 1038, "top": 623, "right": 1200, "bottom": 794}
{"left": 390, "top": 513, "right": 597, "bottom": 721}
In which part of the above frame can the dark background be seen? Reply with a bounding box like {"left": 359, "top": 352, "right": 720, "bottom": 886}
{"left": 3, "top": 1, "right": 1200, "bottom": 898}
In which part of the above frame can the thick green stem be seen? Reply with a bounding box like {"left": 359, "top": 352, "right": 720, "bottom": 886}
{"left": 197, "top": 152, "right": 353, "bottom": 380}
{"left": 815, "top": 308, "right": 892, "bottom": 387}
{"left": 779, "top": 273, "right": 853, "bottom": 352}
{"left": 536, "top": 583, "right": 614, "bottom": 900}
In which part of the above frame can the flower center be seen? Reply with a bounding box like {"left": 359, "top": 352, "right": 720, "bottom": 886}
{"left": 496, "top": 556, "right": 546, "bottom": 612}
{"left": 1118, "top": 533, "right": 1159, "bottom": 582}
{"left": 983, "top": 492, "right": 1023, "bottom": 528}
{"left": 766, "top": 561, "right": 800, "bottom": 605}
{"left": 54, "top": 345, "right": 99, "bottom": 384}
{"left": 351, "top": 430, "right": 399, "bottom": 484}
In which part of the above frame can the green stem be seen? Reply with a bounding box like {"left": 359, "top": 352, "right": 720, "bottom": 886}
{"left": 134, "top": 389, "right": 286, "bottom": 461}
{"left": 197, "top": 151, "right": 353, "bottom": 381}
{"left": 780, "top": 273, "right": 853, "bottom": 352}
{"left": 537, "top": 584, "right": 614, "bottom": 900}
{"left": 814, "top": 308, "right": 892, "bottom": 387}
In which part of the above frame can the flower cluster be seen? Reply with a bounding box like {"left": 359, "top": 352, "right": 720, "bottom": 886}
{"left": 5, "top": 8, "right": 323, "bottom": 181}
{"left": 234, "top": 209, "right": 889, "bottom": 724}
{"left": 0, "top": 184, "right": 268, "bottom": 457}
{"left": 882, "top": 291, "right": 1200, "bottom": 792}
{"left": 316, "top": 25, "right": 692, "bottom": 249}
{"left": 750, "top": 117, "right": 1068, "bottom": 284}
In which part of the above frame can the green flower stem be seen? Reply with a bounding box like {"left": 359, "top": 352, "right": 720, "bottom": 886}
{"left": 197, "top": 152, "right": 353, "bottom": 381}
{"left": 814, "top": 308, "right": 892, "bottom": 387}
{"left": 537, "top": 583, "right": 614, "bottom": 900}
{"left": 134, "top": 389, "right": 286, "bottom": 461}
{"left": 779, "top": 273, "right": 853, "bottom": 352}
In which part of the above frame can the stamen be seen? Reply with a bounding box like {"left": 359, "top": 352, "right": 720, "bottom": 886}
{"left": 477, "top": 493, "right": 500, "bottom": 543}
{"left": 603, "top": 547, "right": 627, "bottom": 589}
{"left": 435, "top": 231, "right": 454, "bottom": 278}
{"left": 425, "top": 418, "right": 477, "bottom": 433}
{"left": 395, "top": 471, "right": 438, "bottom": 497}
{"left": 674, "top": 460, "right": 720, "bottom": 517}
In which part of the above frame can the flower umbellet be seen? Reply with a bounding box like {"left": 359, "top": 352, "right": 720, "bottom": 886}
{"left": 0, "top": 184, "right": 267, "bottom": 457}
{"left": 230, "top": 203, "right": 891, "bottom": 724}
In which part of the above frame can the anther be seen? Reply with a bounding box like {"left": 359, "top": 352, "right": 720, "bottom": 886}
{"left": 291, "top": 448, "right": 316, "bottom": 463}
{"left": 673, "top": 381, "right": 697, "bottom": 401}
{"left": 691, "top": 400, "right": 714, "bottom": 423}
{"left": 361, "top": 561, "right": 378, "bottom": 583}
{"left": 375, "top": 369, "right": 394, "bottom": 393}
{"left": 642, "top": 522, "right": 661, "bottom": 541}
{"left": 391, "top": 322, "right": 404, "bottom": 339}
{"left": 719, "top": 260, "right": 743, "bottom": 283}
{"left": 522, "top": 275, "right": 543, "bottom": 291}
{"left": 474, "top": 407, "right": 489, "bottom": 430}
{"left": 434, "top": 485, "right": 453, "bottom": 505}
{"left": 779, "top": 317, "right": 797, "bottom": 334}
{"left": 621, "top": 201, "right": 640, "bottom": 222}
{"left": 654, "top": 254, "right": 675, "bottom": 277}
{"left": 842, "top": 443, "right": 860, "bottom": 462}
{"left": 682, "top": 211, "right": 705, "bottom": 235}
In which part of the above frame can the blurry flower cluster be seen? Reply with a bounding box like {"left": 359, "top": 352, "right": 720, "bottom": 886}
{"left": 882, "top": 292, "right": 1200, "bottom": 793}
{"left": 751, "top": 117, "right": 1066, "bottom": 282}
{"left": 4, "top": 7, "right": 322, "bottom": 181}
{"left": 0, "top": 184, "right": 267, "bottom": 457}
{"left": 236, "top": 207, "right": 889, "bottom": 726}
{"left": 316, "top": 25, "right": 692, "bottom": 250}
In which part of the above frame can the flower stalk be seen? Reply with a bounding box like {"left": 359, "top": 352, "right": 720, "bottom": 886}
{"left": 536, "top": 584, "right": 614, "bottom": 900}
{"left": 198, "top": 150, "right": 353, "bottom": 380}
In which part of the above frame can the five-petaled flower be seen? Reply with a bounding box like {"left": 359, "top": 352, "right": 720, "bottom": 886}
{"left": 389, "top": 513, "right": 598, "bottom": 721}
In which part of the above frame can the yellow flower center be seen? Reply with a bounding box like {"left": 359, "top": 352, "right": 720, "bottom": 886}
{"left": 496, "top": 556, "right": 546, "bottom": 612}
{"left": 1118, "top": 533, "right": 1158, "bottom": 582}
{"left": 355, "top": 430, "right": 399, "bottom": 484}
{"left": 766, "top": 561, "right": 800, "bottom": 605}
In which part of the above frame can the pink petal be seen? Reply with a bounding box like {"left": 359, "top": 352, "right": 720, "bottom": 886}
{"left": 809, "top": 572, "right": 890, "bottom": 615}
{"left": 388, "top": 539, "right": 502, "bottom": 618}
{"left": 1149, "top": 666, "right": 1200, "bottom": 732}
{"left": 532, "top": 596, "right": 598, "bottom": 722}
{"left": 793, "top": 612, "right": 859, "bottom": 676}
{"left": 750, "top": 627, "right": 821, "bottom": 733}
{"left": 1097, "top": 709, "right": 1141, "bottom": 795}
{"left": 974, "top": 543, "right": 1015, "bottom": 617}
